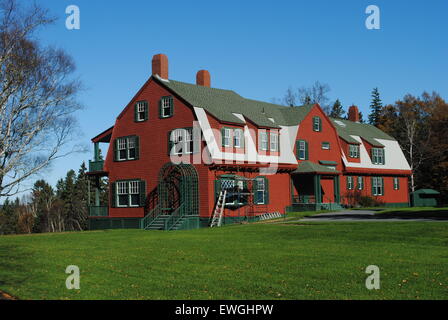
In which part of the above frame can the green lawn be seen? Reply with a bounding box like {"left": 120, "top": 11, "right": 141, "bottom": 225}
{"left": 0, "top": 221, "right": 447, "bottom": 300}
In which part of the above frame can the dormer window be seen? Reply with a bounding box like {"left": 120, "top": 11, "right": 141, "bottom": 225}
{"left": 270, "top": 132, "right": 279, "bottom": 152}
{"left": 349, "top": 144, "right": 360, "bottom": 158}
{"left": 134, "top": 101, "right": 148, "bottom": 122}
{"left": 313, "top": 117, "right": 322, "bottom": 132}
{"left": 222, "top": 128, "right": 231, "bottom": 147}
{"left": 234, "top": 129, "right": 243, "bottom": 148}
{"left": 159, "top": 96, "right": 174, "bottom": 118}
{"left": 372, "top": 148, "right": 385, "bottom": 165}
{"left": 260, "top": 131, "right": 268, "bottom": 151}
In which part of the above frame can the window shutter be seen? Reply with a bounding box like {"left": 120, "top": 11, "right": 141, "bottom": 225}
{"left": 169, "top": 96, "right": 174, "bottom": 117}
{"left": 264, "top": 177, "right": 270, "bottom": 205}
{"left": 371, "top": 177, "right": 374, "bottom": 196}
{"left": 319, "top": 118, "right": 322, "bottom": 132}
{"left": 382, "top": 149, "right": 386, "bottom": 165}
{"left": 346, "top": 176, "right": 350, "bottom": 190}
{"left": 253, "top": 179, "right": 259, "bottom": 204}
{"left": 134, "top": 103, "right": 138, "bottom": 122}
{"left": 167, "top": 130, "right": 173, "bottom": 155}
{"left": 159, "top": 99, "right": 163, "bottom": 118}
{"left": 144, "top": 101, "right": 149, "bottom": 120}
{"left": 296, "top": 140, "right": 300, "bottom": 158}
{"left": 139, "top": 180, "right": 146, "bottom": 207}
{"left": 111, "top": 182, "right": 117, "bottom": 208}
{"left": 240, "top": 130, "right": 245, "bottom": 149}
{"left": 397, "top": 177, "right": 400, "bottom": 190}
{"left": 113, "top": 139, "right": 118, "bottom": 161}
{"left": 381, "top": 177, "right": 384, "bottom": 195}
{"left": 305, "top": 141, "right": 309, "bottom": 160}
{"left": 135, "top": 136, "right": 140, "bottom": 160}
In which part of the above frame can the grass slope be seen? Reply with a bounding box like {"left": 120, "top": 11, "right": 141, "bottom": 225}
{"left": 0, "top": 222, "right": 447, "bottom": 300}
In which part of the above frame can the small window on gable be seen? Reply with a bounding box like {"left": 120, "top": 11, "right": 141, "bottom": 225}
{"left": 222, "top": 128, "right": 232, "bottom": 147}
{"left": 135, "top": 101, "right": 148, "bottom": 122}
{"left": 159, "top": 96, "right": 174, "bottom": 118}
{"left": 372, "top": 148, "right": 385, "bottom": 165}
{"left": 169, "top": 128, "right": 194, "bottom": 155}
{"left": 115, "top": 136, "right": 139, "bottom": 161}
{"left": 296, "top": 140, "right": 308, "bottom": 160}
{"left": 322, "top": 142, "right": 330, "bottom": 150}
{"left": 234, "top": 129, "right": 244, "bottom": 148}
{"left": 313, "top": 117, "right": 322, "bottom": 132}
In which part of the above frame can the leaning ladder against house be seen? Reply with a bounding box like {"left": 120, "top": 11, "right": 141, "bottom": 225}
{"left": 210, "top": 190, "right": 227, "bottom": 227}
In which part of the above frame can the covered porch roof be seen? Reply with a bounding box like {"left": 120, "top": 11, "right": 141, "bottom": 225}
{"left": 292, "top": 161, "right": 340, "bottom": 175}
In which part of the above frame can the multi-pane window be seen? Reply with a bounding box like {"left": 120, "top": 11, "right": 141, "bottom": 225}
{"left": 255, "top": 177, "right": 266, "bottom": 204}
{"left": 116, "top": 136, "right": 138, "bottom": 161}
{"left": 260, "top": 131, "right": 268, "bottom": 151}
{"left": 135, "top": 101, "right": 148, "bottom": 122}
{"left": 349, "top": 144, "right": 360, "bottom": 158}
{"left": 116, "top": 180, "right": 140, "bottom": 207}
{"left": 270, "top": 132, "right": 279, "bottom": 152}
{"left": 372, "top": 177, "right": 384, "bottom": 196}
{"left": 393, "top": 177, "right": 400, "bottom": 190}
{"left": 313, "top": 117, "right": 322, "bottom": 132}
{"left": 234, "top": 129, "right": 243, "bottom": 148}
{"left": 322, "top": 142, "right": 330, "bottom": 150}
{"left": 347, "top": 176, "right": 354, "bottom": 190}
{"left": 297, "top": 140, "right": 307, "bottom": 160}
{"left": 222, "top": 128, "right": 231, "bottom": 147}
{"left": 372, "top": 148, "right": 385, "bottom": 165}
{"left": 357, "top": 176, "right": 364, "bottom": 190}
{"left": 160, "top": 96, "right": 174, "bottom": 118}
{"left": 170, "top": 128, "right": 193, "bottom": 155}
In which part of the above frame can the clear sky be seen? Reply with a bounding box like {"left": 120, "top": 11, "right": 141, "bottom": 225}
{"left": 18, "top": 0, "right": 448, "bottom": 191}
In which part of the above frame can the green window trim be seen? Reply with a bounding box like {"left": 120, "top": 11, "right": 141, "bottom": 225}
{"left": 270, "top": 132, "right": 279, "bottom": 152}
{"left": 371, "top": 177, "right": 384, "bottom": 196}
{"left": 259, "top": 131, "right": 269, "bottom": 151}
{"left": 313, "top": 116, "right": 322, "bottom": 132}
{"left": 296, "top": 140, "right": 309, "bottom": 160}
{"left": 168, "top": 127, "right": 200, "bottom": 155}
{"left": 159, "top": 96, "right": 174, "bottom": 119}
{"left": 349, "top": 144, "right": 360, "bottom": 158}
{"left": 371, "top": 148, "right": 385, "bottom": 165}
{"left": 221, "top": 127, "right": 232, "bottom": 147}
{"left": 254, "top": 176, "right": 269, "bottom": 205}
{"left": 393, "top": 177, "right": 400, "bottom": 190}
{"left": 321, "top": 142, "right": 330, "bottom": 150}
{"left": 357, "top": 176, "right": 364, "bottom": 190}
{"left": 134, "top": 100, "right": 149, "bottom": 122}
{"left": 111, "top": 179, "right": 146, "bottom": 208}
{"left": 233, "top": 128, "right": 245, "bottom": 149}
{"left": 113, "top": 135, "right": 140, "bottom": 162}
{"left": 346, "top": 176, "right": 354, "bottom": 190}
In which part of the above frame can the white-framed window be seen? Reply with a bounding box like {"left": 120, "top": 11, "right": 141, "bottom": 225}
{"left": 322, "top": 142, "right": 330, "bottom": 150}
{"left": 256, "top": 177, "right": 266, "bottom": 205}
{"left": 313, "top": 117, "right": 321, "bottom": 132}
{"left": 116, "top": 180, "right": 140, "bottom": 207}
{"left": 298, "top": 140, "right": 306, "bottom": 160}
{"left": 222, "top": 128, "right": 231, "bottom": 147}
{"left": 357, "top": 176, "right": 364, "bottom": 190}
{"left": 260, "top": 131, "right": 268, "bottom": 151}
{"left": 234, "top": 129, "right": 243, "bottom": 148}
{"left": 372, "top": 177, "right": 384, "bottom": 196}
{"left": 116, "top": 136, "right": 138, "bottom": 161}
{"left": 393, "top": 177, "right": 400, "bottom": 190}
{"left": 372, "top": 148, "right": 384, "bottom": 165}
{"left": 135, "top": 101, "right": 148, "bottom": 122}
{"left": 160, "top": 96, "right": 173, "bottom": 118}
{"left": 170, "top": 128, "right": 193, "bottom": 155}
{"left": 349, "top": 144, "right": 359, "bottom": 158}
{"left": 347, "top": 176, "right": 354, "bottom": 190}
{"left": 270, "top": 132, "right": 279, "bottom": 152}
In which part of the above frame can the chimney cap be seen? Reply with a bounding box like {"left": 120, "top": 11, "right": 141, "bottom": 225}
{"left": 152, "top": 53, "right": 168, "bottom": 79}
{"left": 196, "top": 69, "right": 211, "bottom": 87}
{"left": 348, "top": 105, "right": 360, "bottom": 123}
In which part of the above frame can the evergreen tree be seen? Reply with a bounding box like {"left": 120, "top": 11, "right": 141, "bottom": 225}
{"left": 0, "top": 198, "right": 18, "bottom": 235}
{"left": 359, "top": 111, "right": 365, "bottom": 123}
{"left": 329, "top": 99, "right": 345, "bottom": 119}
{"left": 368, "top": 87, "right": 383, "bottom": 126}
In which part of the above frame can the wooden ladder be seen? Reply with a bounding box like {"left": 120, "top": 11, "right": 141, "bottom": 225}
{"left": 210, "top": 190, "right": 227, "bottom": 228}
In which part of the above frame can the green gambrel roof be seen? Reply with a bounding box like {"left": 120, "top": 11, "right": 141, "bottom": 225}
{"left": 154, "top": 76, "right": 397, "bottom": 143}
{"left": 156, "top": 77, "right": 313, "bottom": 128}
{"left": 331, "top": 118, "right": 394, "bottom": 145}
{"left": 292, "top": 161, "right": 340, "bottom": 174}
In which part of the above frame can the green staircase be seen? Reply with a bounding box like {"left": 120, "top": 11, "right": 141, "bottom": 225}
{"left": 320, "top": 203, "right": 344, "bottom": 211}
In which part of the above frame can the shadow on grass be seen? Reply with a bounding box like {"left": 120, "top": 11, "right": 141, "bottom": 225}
{"left": 308, "top": 210, "right": 448, "bottom": 221}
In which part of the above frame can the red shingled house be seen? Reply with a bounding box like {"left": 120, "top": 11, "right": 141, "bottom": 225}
{"left": 87, "top": 54, "right": 412, "bottom": 230}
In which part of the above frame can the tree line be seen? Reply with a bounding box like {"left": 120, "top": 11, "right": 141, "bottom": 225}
{"left": 0, "top": 162, "right": 108, "bottom": 235}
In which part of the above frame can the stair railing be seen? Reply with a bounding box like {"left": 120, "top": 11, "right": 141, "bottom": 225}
{"left": 164, "top": 203, "right": 186, "bottom": 231}
{"left": 140, "top": 205, "right": 162, "bottom": 230}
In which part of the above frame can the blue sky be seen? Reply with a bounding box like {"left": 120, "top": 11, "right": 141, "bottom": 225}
{"left": 19, "top": 0, "right": 448, "bottom": 191}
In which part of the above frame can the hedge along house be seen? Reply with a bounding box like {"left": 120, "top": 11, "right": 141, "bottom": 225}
{"left": 87, "top": 54, "right": 412, "bottom": 231}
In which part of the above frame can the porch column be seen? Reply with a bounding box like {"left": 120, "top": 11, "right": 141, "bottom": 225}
{"left": 314, "top": 174, "right": 321, "bottom": 204}
{"left": 334, "top": 175, "right": 340, "bottom": 204}
{"left": 94, "top": 142, "right": 100, "bottom": 162}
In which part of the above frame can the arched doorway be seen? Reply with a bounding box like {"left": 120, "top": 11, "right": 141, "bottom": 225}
{"left": 157, "top": 163, "right": 199, "bottom": 216}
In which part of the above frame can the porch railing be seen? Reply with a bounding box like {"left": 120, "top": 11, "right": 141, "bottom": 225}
{"left": 89, "top": 160, "right": 104, "bottom": 172}
{"left": 293, "top": 195, "right": 317, "bottom": 204}
{"left": 140, "top": 205, "right": 162, "bottom": 230}
{"left": 89, "top": 206, "right": 108, "bottom": 217}
{"left": 164, "top": 203, "right": 186, "bottom": 231}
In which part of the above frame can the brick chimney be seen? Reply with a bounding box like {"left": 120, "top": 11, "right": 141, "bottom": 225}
{"left": 152, "top": 54, "right": 168, "bottom": 79}
{"left": 196, "top": 70, "right": 211, "bottom": 87}
{"left": 348, "top": 105, "right": 360, "bottom": 122}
